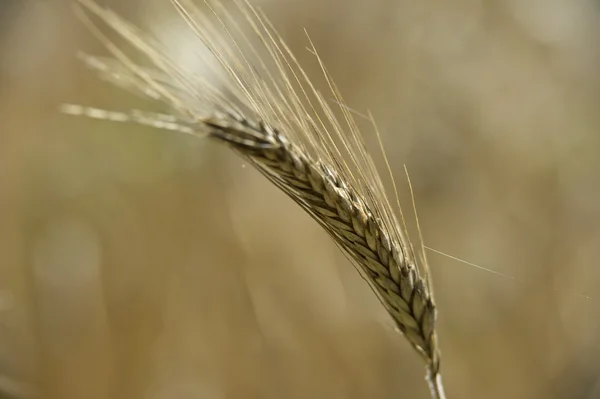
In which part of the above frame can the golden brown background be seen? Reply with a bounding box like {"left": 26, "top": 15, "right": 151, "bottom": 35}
{"left": 1, "top": 0, "right": 600, "bottom": 398}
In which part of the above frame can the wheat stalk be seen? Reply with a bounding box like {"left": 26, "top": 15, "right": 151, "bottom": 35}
{"left": 64, "top": 0, "right": 446, "bottom": 397}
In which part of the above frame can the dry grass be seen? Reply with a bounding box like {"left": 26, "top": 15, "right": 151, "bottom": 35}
{"left": 64, "top": 0, "right": 446, "bottom": 396}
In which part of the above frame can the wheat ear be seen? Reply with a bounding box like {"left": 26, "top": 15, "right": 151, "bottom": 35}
{"left": 204, "top": 111, "right": 444, "bottom": 396}
{"left": 66, "top": 0, "right": 446, "bottom": 397}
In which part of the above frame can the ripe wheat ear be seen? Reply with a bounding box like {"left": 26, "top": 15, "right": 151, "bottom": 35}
{"left": 65, "top": 0, "right": 447, "bottom": 397}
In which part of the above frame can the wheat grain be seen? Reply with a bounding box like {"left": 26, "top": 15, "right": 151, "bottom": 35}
{"left": 66, "top": 0, "right": 446, "bottom": 397}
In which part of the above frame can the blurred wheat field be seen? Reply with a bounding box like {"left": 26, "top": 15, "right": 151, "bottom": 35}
{"left": 1, "top": 0, "right": 600, "bottom": 398}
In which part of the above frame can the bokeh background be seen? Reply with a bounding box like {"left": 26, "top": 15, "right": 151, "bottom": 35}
{"left": 2, "top": 0, "right": 600, "bottom": 398}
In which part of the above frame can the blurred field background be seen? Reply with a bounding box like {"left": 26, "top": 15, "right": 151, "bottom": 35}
{"left": 2, "top": 0, "right": 600, "bottom": 398}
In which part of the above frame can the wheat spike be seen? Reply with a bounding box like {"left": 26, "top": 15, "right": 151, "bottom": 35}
{"left": 67, "top": 0, "right": 446, "bottom": 397}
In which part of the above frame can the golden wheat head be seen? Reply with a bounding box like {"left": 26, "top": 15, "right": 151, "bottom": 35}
{"left": 63, "top": 0, "right": 446, "bottom": 397}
